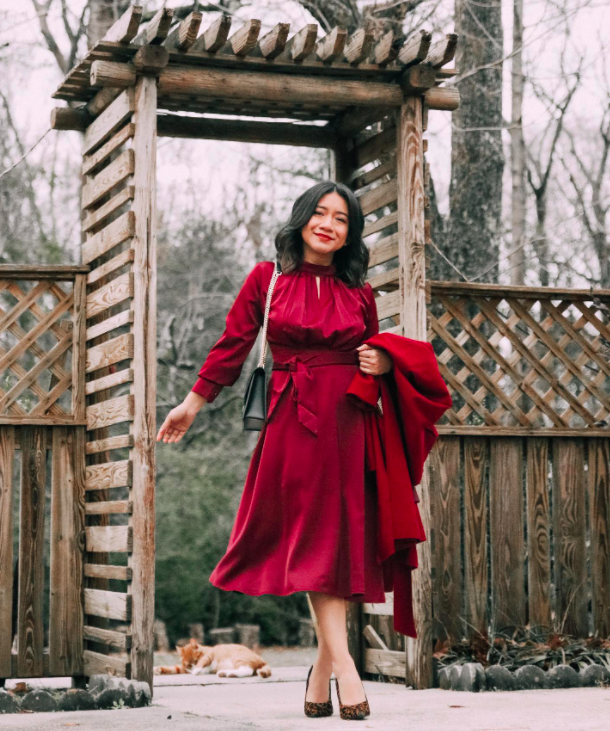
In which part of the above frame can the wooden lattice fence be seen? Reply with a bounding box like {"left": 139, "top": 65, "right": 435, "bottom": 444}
{"left": 429, "top": 282, "right": 610, "bottom": 435}
{"left": 0, "top": 266, "right": 87, "bottom": 680}
{"left": 361, "top": 281, "right": 610, "bottom": 682}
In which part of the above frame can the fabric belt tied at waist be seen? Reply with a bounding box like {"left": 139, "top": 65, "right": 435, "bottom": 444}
{"left": 271, "top": 350, "right": 359, "bottom": 436}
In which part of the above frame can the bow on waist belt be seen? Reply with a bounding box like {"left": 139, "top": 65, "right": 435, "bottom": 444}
{"left": 271, "top": 350, "right": 360, "bottom": 436}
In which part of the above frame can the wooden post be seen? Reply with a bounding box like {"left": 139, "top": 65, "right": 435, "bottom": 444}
{"left": 396, "top": 96, "right": 433, "bottom": 689}
{"left": 331, "top": 139, "right": 364, "bottom": 673}
{"left": 128, "top": 73, "right": 158, "bottom": 691}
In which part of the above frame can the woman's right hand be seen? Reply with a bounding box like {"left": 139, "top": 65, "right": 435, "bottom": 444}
{"left": 157, "top": 398, "right": 203, "bottom": 444}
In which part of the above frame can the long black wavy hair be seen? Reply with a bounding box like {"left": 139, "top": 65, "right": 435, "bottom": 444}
{"left": 274, "top": 181, "right": 369, "bottom": 288}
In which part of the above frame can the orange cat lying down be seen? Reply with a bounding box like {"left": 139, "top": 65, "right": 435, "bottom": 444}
{"left": 154, "top": 638, "right": 272, "bottom": 678}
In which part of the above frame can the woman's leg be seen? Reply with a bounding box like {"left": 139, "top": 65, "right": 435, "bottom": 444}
{"left": 306, "top": 591, "right": 367, "bottom": 705}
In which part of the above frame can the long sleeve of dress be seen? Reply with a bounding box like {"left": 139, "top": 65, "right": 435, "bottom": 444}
{"left": 191, "top": 262, "right": 265, "bottom": 403}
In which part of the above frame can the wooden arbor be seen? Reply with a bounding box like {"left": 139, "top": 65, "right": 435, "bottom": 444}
{"left": 48, "top": 5, "right": 460, "bottom": 691}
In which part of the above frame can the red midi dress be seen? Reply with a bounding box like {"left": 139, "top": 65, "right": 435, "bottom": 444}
{"left": 191, "top": 258, "right": 386, "bottom": 603}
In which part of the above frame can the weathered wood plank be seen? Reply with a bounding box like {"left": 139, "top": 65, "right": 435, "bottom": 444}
{"left": 82, "top": 186, "right": 135, "bottom": 233}
{"left": 0, "top": 265, "right": 89, "bottom": 279}
{"left": 133, "top": 6, "right": 173, "bottom": 46}
{"left": 85, "top": 272, "right": 133, "bottom": 319}
{"left": 463, "top": 437, "right": 488, "bottom": 637}
{"left": 552, "top": 439, "right": 588, "bottom": 635}
{"left": 429, "top": 281, "right": 610, "bottom": 300}
{"left": 588, "top": 438, "right": 610, "bottom": 636}
{"left": 438, "top": 425, "right": 610, "bottom": 437}
{"left": 84, "top": 563, "right": 131, "bottom": 581}
{"left": 358, "top": 178, "right": 397, "bottom": 217}
{"left": 0, "top": 416, "right": 86, "bottom": 426}
{"left": 86, "top": 333, "right": 134, "bottom": 374}
{"left": 9, "top": 651, "right": 71, "bottom": 678}
{"left": 102, "top": 5, "right": 142, "bottom": 44}
{"left": 367, "top": 233, "right": 398, "bottom": 268}
{"left": 86, "top": 525, "right": 132, "bottom": 553}
{"left": 363, "top": 210, "right": 398, "bottom": 238}
{"left": 355, "top": 126, "right": 396, "bottom": 169}
{"left": 364, "top": 648, "right": 405, "bottom": 678}
{"left": 72, "top": 275, "right": 87, "bottom": 423}
{"left": 49, "top": 427, "right": 85, "bottom": 675}
{"left": 83, "top": 88, "right": 135, "bottom": 155}
{"left": 163, "top": 11, "right": 203, "bottom": 51}
{"left": 86, "top": 394, "right": 134, "bottom": 431}
{"left": 86, "top": 434, "right": 133, "bottom": 456}
{"left": 0, "top": 427, "right": 15, "bottom": 677}
{"left": 82, "top": 123, "right": 135, "bottom": 176}
{"left": 81, "top": 149, "right": 135, "bottom": 209}
{"left": 525, "top": 437, "right": 552, "bottom": 629}
{"left": 81, "top": 211, "right": 135, "bottom": 265}
{"left": 153, "top": 65, "right": 403, "bottom": 107}
{"left": 367, "top": 99, "right": 429, "bottom": 687}
{"left": 129, "top": 73, "right": 158, "bottom": 690}
{"left": 85, "top": 499, "right": 132, "bottom": 515}
{"left": 85, "top": 308, "right": 134, "bottom": 342}
{"left": 363, "top": 624, "right": 389, "bottom": 650}
{"left": 17, "top": 427, "right": 46, "bottom": 677}
{"left": 87, "top": 247, "right": 135, "bottom": 285}
{"left": 84, "top": 625, "right": 131, "bottom": 649}
{"left": 85, "top": 367, "right": 134, "bottom": 396}
{"left": 83, "top": 649, "right": 130, "bottom": 676}
{"left": 375, "top": 290, "right": 399, "bottom": 321}
{"left": 85, "top": 587, "right": 131, "bottom": 621}
{"left": 428, "top": 436, "right": 462, "bottom": 641}
{"left": 85, "top": 459, "right": 131, "bottom": 491}
{"left": 489, "top": 438, "right": 525, "bottom": 630}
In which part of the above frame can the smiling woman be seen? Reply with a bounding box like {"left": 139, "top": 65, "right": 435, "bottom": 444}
{"left": 157, "top": 181, "right": 396, "bottom": 716}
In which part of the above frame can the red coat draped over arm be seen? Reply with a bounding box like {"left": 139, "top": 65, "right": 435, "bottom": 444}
{"left": 346, "top": 333, "right": 452, "bottom": 637}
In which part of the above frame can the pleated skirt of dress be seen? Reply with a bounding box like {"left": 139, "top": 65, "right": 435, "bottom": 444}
{"left": 208, "top": 363, "right": 386, "bottom": 603}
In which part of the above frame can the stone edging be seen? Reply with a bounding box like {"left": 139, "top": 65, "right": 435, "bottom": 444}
{"left": 439, "top": 662, "right": 610, "bottom": 691}
{"left": 0, "top": 674, "right": 151, "bottom": 714}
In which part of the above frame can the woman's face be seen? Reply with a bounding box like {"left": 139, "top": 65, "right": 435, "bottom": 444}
{"left": 301, "top": 191, "right": 349, "bottom": 263}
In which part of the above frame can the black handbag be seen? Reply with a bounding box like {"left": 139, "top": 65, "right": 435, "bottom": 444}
{"left": 242, "top": 260, "right": 282, "bottom": 431}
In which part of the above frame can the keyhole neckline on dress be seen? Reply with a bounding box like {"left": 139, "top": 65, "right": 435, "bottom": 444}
{"left": 297, "top": 260, "right": 337, "bottom": 277}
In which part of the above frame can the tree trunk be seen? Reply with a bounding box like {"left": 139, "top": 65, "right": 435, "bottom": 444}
{"left": 447, "top": 0, "right": 504, "bottom": 282}
{"left": 509, "top": 0, "right": 526, "bottom": 285}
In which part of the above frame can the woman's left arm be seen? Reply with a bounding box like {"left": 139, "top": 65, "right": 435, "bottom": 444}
{"left": 356, "top": 284, "right": 393, "bottom": 376}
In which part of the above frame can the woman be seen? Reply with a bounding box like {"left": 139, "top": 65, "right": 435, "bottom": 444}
{"left": 157, "top": 181, "right": 394, "bottom": 720}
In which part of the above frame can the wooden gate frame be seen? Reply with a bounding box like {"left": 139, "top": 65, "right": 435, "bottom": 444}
{"left": 49, "top": 6, "right": 461, "bottom": 691}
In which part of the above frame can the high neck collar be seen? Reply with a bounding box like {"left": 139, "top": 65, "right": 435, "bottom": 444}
{"left": 297, "top": 260, "right": 336, "bottom": 277}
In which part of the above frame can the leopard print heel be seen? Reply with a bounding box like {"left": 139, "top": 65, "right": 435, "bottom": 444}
{"left": 334, "top": 675, "right": 370, "bottom": 720}
{"left": 304, "top": 664, "right": 334, "bottom": 717}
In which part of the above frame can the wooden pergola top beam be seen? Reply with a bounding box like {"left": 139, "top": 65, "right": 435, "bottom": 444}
{"left": 52, "top": 14, "right": 459, "bottom": 108}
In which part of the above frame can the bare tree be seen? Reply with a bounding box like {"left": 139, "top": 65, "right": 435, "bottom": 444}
{"left": 29, "top": 0, "right": 89, "bottom": 72}
{"left": 560, "top": 110, "right": 610, "bottom": 288}
{"left": 525, "top": 62, "right": 580, "bottom": 287}
{"left": 445, "top": 0, "right": 504, "bottom": 283}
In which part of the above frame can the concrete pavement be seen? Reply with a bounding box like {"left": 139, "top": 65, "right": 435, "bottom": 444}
{"left": 1, "top": 666, "right": 609, "bottom": 730}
